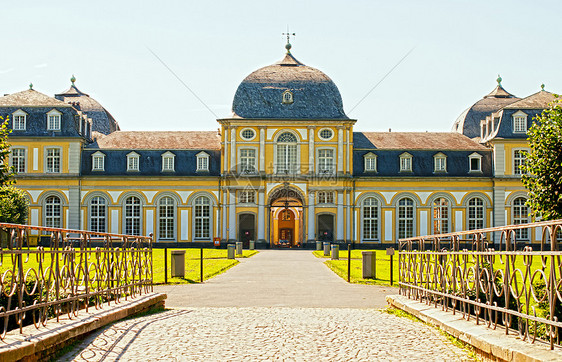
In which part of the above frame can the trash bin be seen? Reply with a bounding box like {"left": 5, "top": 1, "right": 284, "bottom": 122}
{"left": 236, "top": 241, "right": 243, "bottom": 255}
{"left": 227, "top": 244, "right": 236, "bottom": 259}
{"left": 249, "top": 240, "right": 255, "bottom": 250}
{"left": 316, "top": 241, "right": 322, "bottom": 251}
{"left": 171, "top": 250, "right": 186, "bottom": 278}
{"left": 331, "top": 244, "right": 339, "bottom": 260}
{"left": 362, "top": 251, "right": 376, "bottom": 279}
{"left": 323, "top": 242, "right": 330, "bottom": 256}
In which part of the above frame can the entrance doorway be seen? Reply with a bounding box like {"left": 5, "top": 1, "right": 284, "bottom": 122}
{"left": 269, "top": 185, "right": 304, "bottom": 248}
{"left": 238, "top": 213, "right": 255, "bottom": 248}
{"left": 317, "top": 214, "right": 334, "bottom": 242}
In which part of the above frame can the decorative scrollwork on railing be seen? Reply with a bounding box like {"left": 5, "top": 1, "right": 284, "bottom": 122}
{"left": 398, "top": 219, "right": 562, "bottom": 350}
{"left": 0, "top": 223, "right": 153, "bottom": 339}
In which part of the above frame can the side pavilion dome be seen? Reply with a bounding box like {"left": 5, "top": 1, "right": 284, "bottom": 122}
{"left": 55, "top": 76, "right": 120, "bottom": 135}
{"left": 231, "top": 47, "right": 348, "bottom": 120}
{"left": 452, "top": 76, "right": 519, "bottom": 138}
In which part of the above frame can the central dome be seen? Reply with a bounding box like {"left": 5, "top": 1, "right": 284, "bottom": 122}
{"left": 231, "top": 52, "right": 348, "bottom": 119}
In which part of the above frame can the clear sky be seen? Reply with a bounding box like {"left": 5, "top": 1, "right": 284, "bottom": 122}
{"left": 2, "top": 0, "right": 561, "bottom": 132}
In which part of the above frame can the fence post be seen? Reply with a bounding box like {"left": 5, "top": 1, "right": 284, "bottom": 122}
{"left": 347, "top": 243, "right": 351, "bottom": 283}
{"left": 200, "top": 248, "right": 204, "bottom": 283}
{"left": 164, "top": 247, "right": 168, "bottom": 284}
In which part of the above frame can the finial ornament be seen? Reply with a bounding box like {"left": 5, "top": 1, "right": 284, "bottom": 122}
{"left": 282, "top": 27, "right": 295, "bottom": 54}
{"left": 29, "top": 83, "right": 33, "bottom": 90}
{"left": 541, "top": 83, "right": 545, "bottom": 91}
{"left": 71, "top": 75, "right": 76, "bottom": 85}
{"left": 497, "top": 74, "right": 502, "bottom": 86}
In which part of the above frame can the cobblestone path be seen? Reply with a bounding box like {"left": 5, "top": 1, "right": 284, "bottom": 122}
{"left": 61, "top": 307, "right": 474, "bottom": 361}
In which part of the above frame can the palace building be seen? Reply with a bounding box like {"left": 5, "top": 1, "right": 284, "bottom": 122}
{"left": 0, "top": 44, "right": 557, "bottom": 246}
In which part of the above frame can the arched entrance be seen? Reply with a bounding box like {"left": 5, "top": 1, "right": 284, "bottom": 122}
{"left": 269, "top": 184, "right": 305, "bottom": 248}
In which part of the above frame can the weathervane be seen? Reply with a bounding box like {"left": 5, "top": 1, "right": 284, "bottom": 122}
{"left": 282, "top": 27, "right": 296, "bottom": 53}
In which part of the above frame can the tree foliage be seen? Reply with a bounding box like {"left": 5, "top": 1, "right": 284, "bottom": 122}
{"left": 0, "top": 186, "right": 28, "bottom": 224}
{"left": 0, "top": 116, "right": 14, "bottom": 186}
{"left": 522, "top": 96, "right": 562, "bottom": 220}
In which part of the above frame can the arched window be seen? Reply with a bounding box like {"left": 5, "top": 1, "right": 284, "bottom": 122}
{"left": 124, "top": 196, "right": 141, "bottom": 235}
{"left": 467, "top": 197, "right": 484, "bottom": 230}
{"left": 276, "top": 132, "right": 298, "bottom": 173}
{"left": 194, "top": 196, "right": 211, "bottom": 239}
{"left": 397, "top": 197, "right": 415, "bottom": 239}
{"left": 90, "top": 196, "right": 107, "bottom": 233}
{"left": 513, "top": 197, "right": 529, "bottom": 239}
{"left": 44, "top": 195, "right": 61, "bottom": 228}
{"left": 282, "top": 90, "right": 293, "bottom": 104}
{"left": 362, "top": 197, "right": 379, "bottom": 241}
{"left": 158, "top": 196, "right": 175, "bottom": 240}
{"left": 432, "top": 197, "right": 449, "bottom": 234}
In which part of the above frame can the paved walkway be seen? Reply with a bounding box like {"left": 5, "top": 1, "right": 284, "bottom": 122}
{"left": 60, "top": 250, "right": 475, "bottom": 361}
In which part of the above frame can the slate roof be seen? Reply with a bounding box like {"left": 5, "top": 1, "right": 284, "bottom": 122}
{"left": 452, "top": 83, "right": 519, "bottom": 138}
{"left": 230, "top": 51, "right": 348, "bottom": 120}
{"left": 354, "top": 132, "right": 488, "bottom": 150}
{"left": 0, "top": 89, "right": 71, "bottom": 107}
{"left": 91, "top": 131, "right": 221, "bottom": 150}
{"left": 503, "top": 90, "right": 557, "bottom": 109}
{"left": 56, "top": 83, "right": 120, "bottom": 135}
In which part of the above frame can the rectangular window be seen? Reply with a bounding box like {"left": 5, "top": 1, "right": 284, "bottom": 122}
{"left": 240, "top": 149, "right": 256, "bottom": 173}
{"left": 127, "top": 155, "right": 139, "bottom": 171}
{"left": 318, "top": 149, "right": 334, "bottom": 173}
{"left": 162, "top": 156, "right": 174, "bottom": 171}
{"left": 239, "top": 190, "right": 256, "bottom": 204}
{"left": 514, "top": 116, "right": 527, "bottom": 133}
{"left": 47, "top": 115, "right": 61, "bottom": 130}
{"left": 364, "top": 156, "right": 377, "bottom": 172}
{"left": 14, "top": 115, "right": 26, "bottom": 130}
{"left": 362, "top": 199, "right": 378, "bottom": 240}
{"left": 92, "top": 156, "right": 104, "bottom": 171}
{"left": 513, "top": 150, "right": 526, "bottom": 175}
{"left": 46, "top": 148, "right": 61, "bottom": 173}
{"left": 434, "top": 157, "right": 446, "bottom": 172}
{"left": 317, "top": 191, "right": 334, "bottom": 204}
{"left": 11, "top": 148, "right": 26, "bottom": 173}
{"left": 197, "top": 156, "right": 209, "bottom": 171}
{"left": 400, "top": 156, "right": 412, "bottom": 172}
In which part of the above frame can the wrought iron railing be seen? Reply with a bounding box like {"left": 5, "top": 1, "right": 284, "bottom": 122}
{"left": 398, "top": 220, "right": 562, "bottom": 349}
{"left": 0, "top": 223, "right": 153, "bottom": 339}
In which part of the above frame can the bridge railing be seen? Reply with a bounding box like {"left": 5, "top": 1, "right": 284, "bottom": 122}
{"left": 398, "top": 219, "right": 562, "bottom": 349}
{"left": 0, "top": 222, "right": 153, "bottom": 340}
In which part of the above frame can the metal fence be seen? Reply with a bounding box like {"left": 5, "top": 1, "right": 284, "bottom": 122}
{"left": 0, "top": 222, "right": 153, "bottom": 339}
{"left": 398, "top": 219, "right": 562, "bottom": 350}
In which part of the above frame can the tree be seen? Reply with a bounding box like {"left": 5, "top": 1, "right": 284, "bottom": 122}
{"left": 522, "top": 96, "right": 562, "bottom": 220}
{"left": 0, "top": 116, "right": 14, "bottom": 186}
{"left": 0, "top": 186, "right": 28, "bottom": 224}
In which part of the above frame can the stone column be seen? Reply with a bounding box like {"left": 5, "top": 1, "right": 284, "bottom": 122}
{"left": 222, "top": 189, "right": 228, "bottom": 240}
{"left": 337, "top": 127, "right": 344, "bottom": 173}
{"left": 345, "top": 128, "right": 350, "bottom": 174}
{"left": 307, "top": 191, "right": 315, "bottom": 241}
{"left": 493, "top": 186, "right": 506, "bottom": 243}
{"left": 257, "top": 189, "right": 265, "bottom": 241}
{"left": 336, "top": 190, "right": 344, "bottom": 241}
{"left": 230, "top": 127, "right": 237, "bottom": 173}
{"left": 68, "top": 186, "right": 80, "bottom": 230}
{"left": 259, "top": 127, "right": 266, "bottom": 173}
{"left": 308, "top": 127, "right": 315, "bottom": 174}
{"left": 223, "top": 127, "right": 229, "bottom": 174}
{"left": 346, "top": 191, "right": 351, "bottom": 241}
{"left": 228, "top": 189, "right": 236, "bottom": 240}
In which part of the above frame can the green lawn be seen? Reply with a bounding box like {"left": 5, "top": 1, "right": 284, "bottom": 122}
{"left": 313, "top": 249, "right": 399, "bottom": 286}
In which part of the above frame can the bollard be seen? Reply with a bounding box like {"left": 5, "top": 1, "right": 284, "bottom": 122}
{"left": 250, "top": 240, "right": 255, "bottom": 250}
{"left": 171, "top": 250, "right": 186, "bottom": 278}
{"left": 227, "top": 244, "right": 236, "bottom": 259}
{"left": 316, "top": 241, "right": 322, "bottom": 251}
{"left": 164, "top": 247, "right": 168, "bottom": 284}
{"left": 362, "top": 251, "right": 376, "bottom": 279}
{"left": 386, "top": 248, "right": 395, "bottom": 286}
{"left": 323, "top": 242, "right": 330, "bottom": 256}
{"left": 236, "top": 241, "right": 243, "bottom": 255}
{"left": 331, "top": 244, "right": 339, "bottom": 260}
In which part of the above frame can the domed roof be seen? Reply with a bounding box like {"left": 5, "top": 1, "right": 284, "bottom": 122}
{"left": 231, "top": 50, "right": 348, "bottom": 120}
{"left": 452, "top": 76, "right": 519, "bottom": 138}
{"left": 55, "top": 76, "right": 120, "bottom": 135}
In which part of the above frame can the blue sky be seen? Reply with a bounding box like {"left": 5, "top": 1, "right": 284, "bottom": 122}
{"left": 2, "top": 0, "right": 561, "bottom": 132}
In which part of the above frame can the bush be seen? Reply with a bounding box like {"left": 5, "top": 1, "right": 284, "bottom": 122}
{"left": 0, "top": 186, "right": 28, "bottom": 224}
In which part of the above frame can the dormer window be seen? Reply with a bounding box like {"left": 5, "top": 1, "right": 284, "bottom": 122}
{"left": 196, "top": 151, "right": 209, "bottom": 172}
{"left": 47, "top": 109, "right": 62, "bottom": 131}
{"left": 364, "top": 152, "right": 377, "bottom": 172}
{"left": 161, "top": 151, "right": 175, "bottom": 172}
{"left": 399, "top": 152, "right": 412, "bottom": 172}
{"left": 91, "top": 151, "right": 105, "bottom": 171}
{"left": 127, "top": 151, "right": 140, "bottom": 172}
{"left": 433, "top": 152, "right": 447, "bottom": 172}
{"left": 513, "top": 111, "right": 527, "bottom": 133}
{"left": 12, "top": 109, "right": 27, "bottom": 130}
{"left": 469, "top": 152, "right": 482, "bottom": 173}
{"left": 480, "top": 122, "right": 486, "bottom": 139}
{"left": 282, "top": 90, "right": 293, "bottom": 104}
